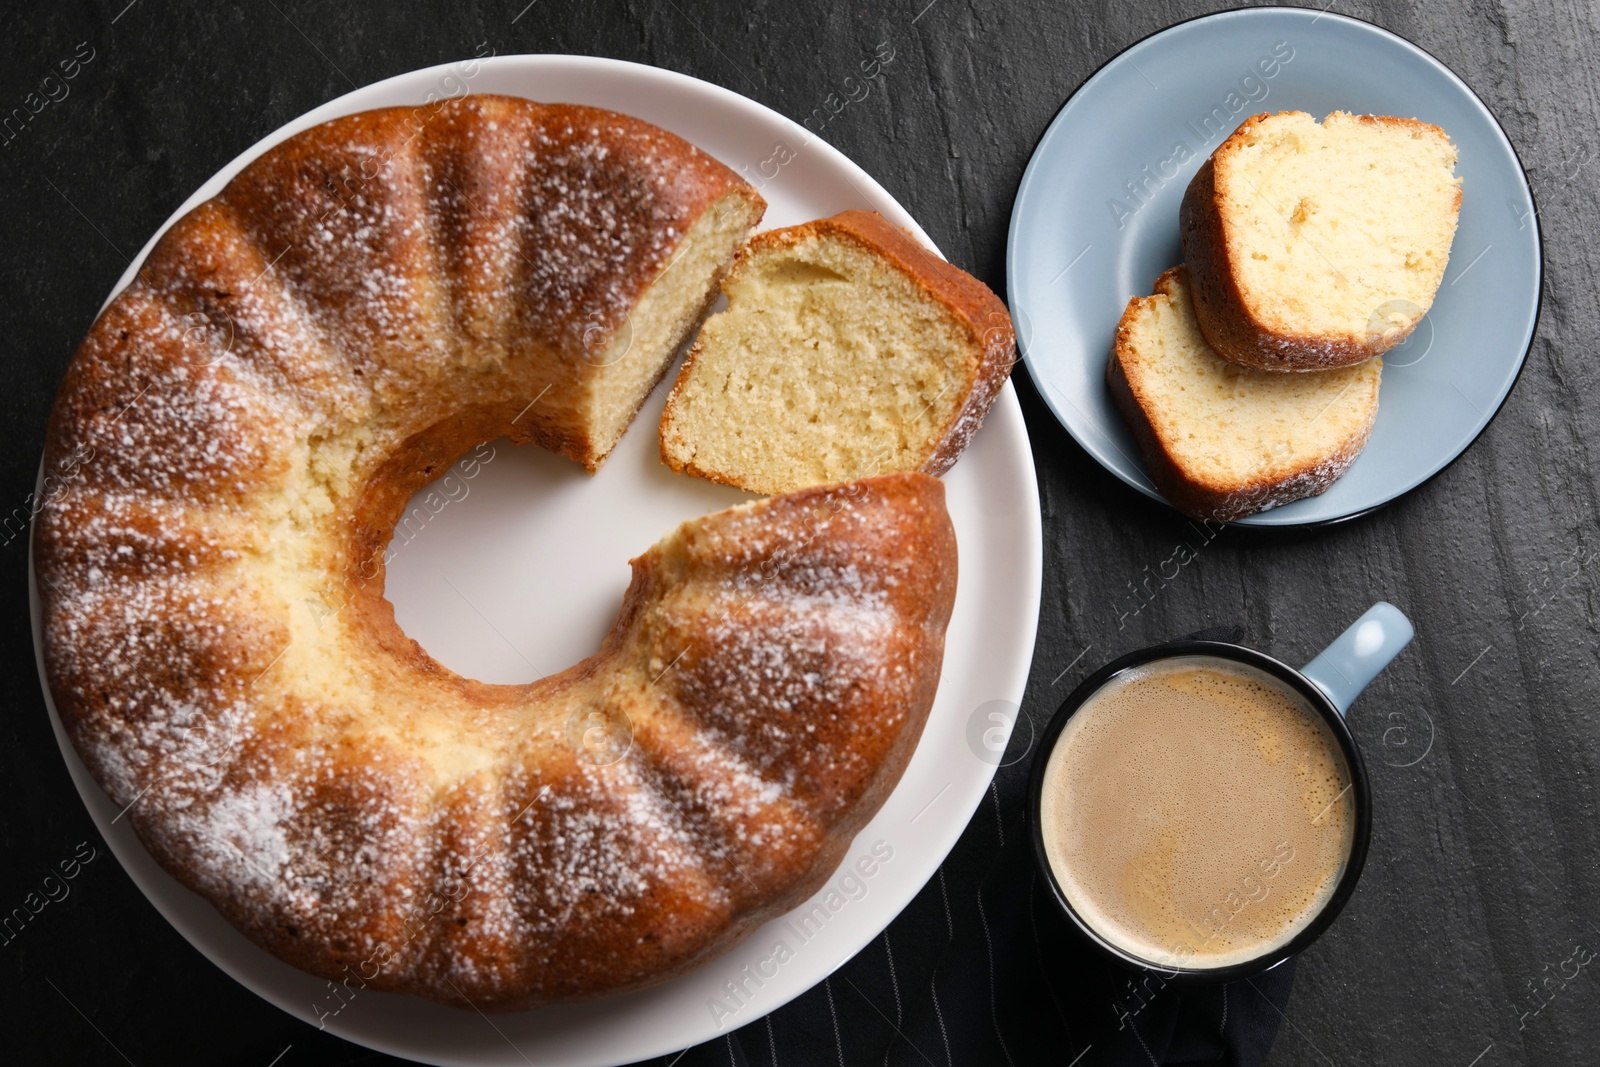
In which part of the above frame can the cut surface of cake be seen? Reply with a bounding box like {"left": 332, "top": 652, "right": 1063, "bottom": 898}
{"left": 659, "top": 210, "right": 1015, "bottom": 495}
{"left": 1108, "top": 266, "right": 1381, "bottom": 520}
{"left": 1180, "top": 110, "right": 1461, "bottom": 371}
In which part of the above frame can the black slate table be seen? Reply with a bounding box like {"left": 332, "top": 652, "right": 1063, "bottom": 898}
{"left": 3, "top": 2, "right": 1595, "bottom": 1064}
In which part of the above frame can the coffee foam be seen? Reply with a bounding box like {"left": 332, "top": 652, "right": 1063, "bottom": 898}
{"left": 1039, "top": 657, "right": 1354, "bottom": 970}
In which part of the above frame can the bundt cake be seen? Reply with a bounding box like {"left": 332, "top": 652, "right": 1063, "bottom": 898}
{"left": 33, "top": 94, "right": 959, "bottom": 1009}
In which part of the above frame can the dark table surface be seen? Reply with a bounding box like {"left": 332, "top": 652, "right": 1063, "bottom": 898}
{"left": 3, "top": 1, "right": 1596, "bottom": 1064}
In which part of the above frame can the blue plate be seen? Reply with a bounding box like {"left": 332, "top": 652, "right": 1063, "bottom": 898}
{"left": 1007, "top": 8, "right": 1541, "bottom": 526}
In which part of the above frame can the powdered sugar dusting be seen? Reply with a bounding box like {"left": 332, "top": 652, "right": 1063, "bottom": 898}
{"left": 35, "top": 94, "right": 952, "bottom": 1010}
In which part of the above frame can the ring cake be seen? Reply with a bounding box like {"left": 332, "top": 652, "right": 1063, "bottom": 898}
{"left": 34, "top": 95, "right": 959, "bottom": 1009}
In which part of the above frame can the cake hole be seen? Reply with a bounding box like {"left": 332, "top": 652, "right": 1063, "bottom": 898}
{"left": 761, "top": 259, "right": 850, "bottom": 285}
{"left": 384, "top": 376, "right": 749, "bottom": 685}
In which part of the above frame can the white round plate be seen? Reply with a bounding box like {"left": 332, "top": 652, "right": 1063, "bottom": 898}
{"left": 1008, "top": 8, "right": 1542, "bottom": 526}
{"left": 29, "top": 55, "right": 1042, "bottom": 1065}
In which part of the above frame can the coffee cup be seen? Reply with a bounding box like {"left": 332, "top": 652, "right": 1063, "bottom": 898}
{"left": 1027, "top": 602, "right": 1413, "bottom": 980}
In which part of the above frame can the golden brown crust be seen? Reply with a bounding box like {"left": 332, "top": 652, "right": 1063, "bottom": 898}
{"left": 30, "top": 98, "right": 955, "bottom": 1011}
{"left": 44, "top": 94, "right": 762, "bottom": 481}
{"left": 500, "top": 470, "right": 958, "bottom": 1009}
{"left": 1108, "top": 266, "right": 1378, "bottom": 522}
{"left": 659, "top": 209, "right": 1016, "bottom": 489}
{"left": 1180, "top": 112, "right": 1456, "bottom": 372}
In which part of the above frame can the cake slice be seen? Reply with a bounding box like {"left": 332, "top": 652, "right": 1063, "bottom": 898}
{"left": 1108, "top": 266, "right": 1381, "bottom": 520}
{"left": 658, "top": 210, "right": 1015, "bottom": 495}
{"left": 1180, "top": 110, "right": 1461, "bottom": 371}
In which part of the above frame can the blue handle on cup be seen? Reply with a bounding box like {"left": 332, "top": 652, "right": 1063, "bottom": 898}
{"left": 1301, "top": 602, "right": 1414, "bottom": 716}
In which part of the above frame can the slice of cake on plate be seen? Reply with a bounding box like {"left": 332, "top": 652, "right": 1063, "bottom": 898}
{"left": 659, "top": 210, "right": 1015, "bottom": 495}
{"left": 1180, "top": 110, "right": 1460, "bottom": 371}
{"left": 1108, "top": 266, "right": 1381, "bottom": 521}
